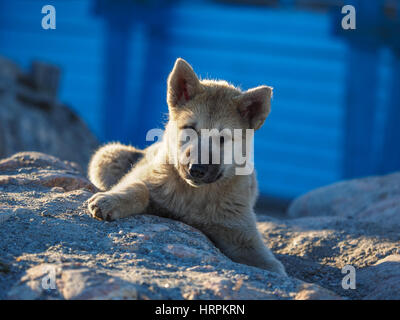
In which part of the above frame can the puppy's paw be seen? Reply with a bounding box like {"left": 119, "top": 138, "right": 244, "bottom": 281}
{"left": 265, "top": 259, "right": 287, "bottom": 277}
{"left": 88, "top": 192, "right": 122, "bottom": 221}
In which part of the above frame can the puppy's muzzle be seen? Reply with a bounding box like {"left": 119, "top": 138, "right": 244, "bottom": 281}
{"left": 188, "top": 163, "right": 222, "bottom": 184}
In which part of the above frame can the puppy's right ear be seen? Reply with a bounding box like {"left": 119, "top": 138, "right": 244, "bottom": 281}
{"left": 167, "top": 58, "right": 201, "bottom": 109}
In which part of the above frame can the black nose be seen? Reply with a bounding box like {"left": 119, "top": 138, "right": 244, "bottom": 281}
{"left": 189, "top": 164, "right": 208, "bottom": 179}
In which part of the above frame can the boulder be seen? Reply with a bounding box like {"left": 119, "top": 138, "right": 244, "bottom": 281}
{"left": 287, "top": 171, "right": 400, "bottom": 226}
{"left": 1, "top": 152, "right": 398, "bottom": 299}
{"left": 258, "top": 214, "right": 400, "bottom": 299}
{"left": 357, "top": 255, "right": 400, "bottom": 300}
{"left": 0, "top": 152, "right": 338, "bottom": 300}
{"left": 271, "top": 170, "right": 400, "bottom": 299}
{"left": 0, "top": 56, "right": 99, "bottom": 172}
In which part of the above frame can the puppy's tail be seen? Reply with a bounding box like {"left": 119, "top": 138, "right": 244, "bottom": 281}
{"left": 88, "top": 142, "right": 144, "bottom": 191}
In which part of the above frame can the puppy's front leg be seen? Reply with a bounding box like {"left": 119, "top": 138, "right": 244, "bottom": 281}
{"left": 88, "top": 179, "right": 149, "bottom": 221}
{"left": 208, "top": 224, "right": 287, "bottom": 276}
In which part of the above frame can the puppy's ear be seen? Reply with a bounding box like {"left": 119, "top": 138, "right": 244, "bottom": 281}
{"left": 234, "top": 86, "right": 272, "bottom": 130}
{"left": 167, "top": 58, "right": 201, "bottom": 109}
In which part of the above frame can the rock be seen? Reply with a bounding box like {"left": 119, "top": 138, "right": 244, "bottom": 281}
{"left": 0, "top": 56, "right": 98, "bottom": 172}
{"left": 0, "top": 152, "right": 338, "bottom": 300}
{"left": 0, "top": 152, "right": 96, "bottom": 192}
{"left": 6, "top": 263, "right": 143, "bottom": 300}
{"left": 294, "top": 283, "right": 342, "bottom": 300}
{"left": 258, "top": 214, "right": 400, "bottom": 299}
{"left": 287, "top": 171, "right": 400, "bottom": 226}
{"left": 7, "top": 264, "right": 61, "bottom": 300}
{"left": 257, "top": 171, "right": 400, "bottom": 299}
{"left": 2, "top": 152, "right": 397, "bottom": 299}
{"left": 357, "top": 255, "right": 400, "bottom": 300}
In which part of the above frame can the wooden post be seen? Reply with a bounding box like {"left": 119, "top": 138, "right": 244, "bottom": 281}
{"left": 132, "top": 7, "right": 173, "bottom": 148}
{"left": 93, "top": 0, "right": 172, "bottom": 144}
{"left": 93, "top": 0, "right": 136, "bottom": 142}
{"left": 380, "top": 50, "right": 400, "bottom": 174}
{"left": 343, "top": 43, "right": 379, "bottom": 178}
{"left": 379, "top": 2, "right": 400, "bottom": 174}
{"left": 338, "top": 0, "right": 384, "bottom": 178}
{"left": 103, "top": 17, "right": 133, "bottom": 142}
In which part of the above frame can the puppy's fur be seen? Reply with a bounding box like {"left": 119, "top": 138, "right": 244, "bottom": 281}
{"left": 87, "top": 58, "right": 286, "bottom": 276}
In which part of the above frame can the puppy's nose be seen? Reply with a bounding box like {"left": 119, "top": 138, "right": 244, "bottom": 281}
{"left": 189, "top": 164, "right": 208, "bottom": 179}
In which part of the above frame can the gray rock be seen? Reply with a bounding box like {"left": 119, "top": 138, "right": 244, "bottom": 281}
{"left": 267, "top": 171, "right": 400, "bottom": 299}
{"left": 0, "top": 152, "right": 338, "bottom": 300}
{"left": 358, "top": 255, "right": 400, "bottom": 300}
{"left": 258, "top": 214, "right": 400, "bottom": 299}
{"left": 287, "top": 171, "right": 400, "bottom": 226}
{"left": 0, "top": 56, "right": 99, "bottom": 172}
{"left": 2, "top": 152, "right": 398, "bottom": 299}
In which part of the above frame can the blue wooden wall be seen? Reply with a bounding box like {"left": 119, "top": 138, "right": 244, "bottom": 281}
{"left": 0, "top": 0, "right": 395, "bottom": 199}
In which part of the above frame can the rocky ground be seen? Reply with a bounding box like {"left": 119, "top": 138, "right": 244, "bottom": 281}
{"left": 0, "top": 152, "right": 399, "bottom": 300}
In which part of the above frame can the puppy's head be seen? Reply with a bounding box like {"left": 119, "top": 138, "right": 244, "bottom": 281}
{"left": 166, "top": 58, "right": 272, "bottom": 187}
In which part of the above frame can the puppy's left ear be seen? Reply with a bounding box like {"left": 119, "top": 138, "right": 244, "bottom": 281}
{"left": 234, "top": 86, "right": 272, "bottom": 130}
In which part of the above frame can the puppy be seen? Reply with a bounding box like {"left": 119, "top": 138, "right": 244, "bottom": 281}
{"left": 87, "top": 58, "right": 286, "bottom": 276}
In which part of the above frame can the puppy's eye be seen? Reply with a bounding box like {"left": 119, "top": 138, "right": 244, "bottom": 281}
{"left": 181, "top": 125, "right": 196, "bottom": 131}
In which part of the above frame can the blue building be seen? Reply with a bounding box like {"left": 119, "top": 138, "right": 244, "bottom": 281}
{"left": 0, "top": 0, "right": 398, "bottom": 199}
